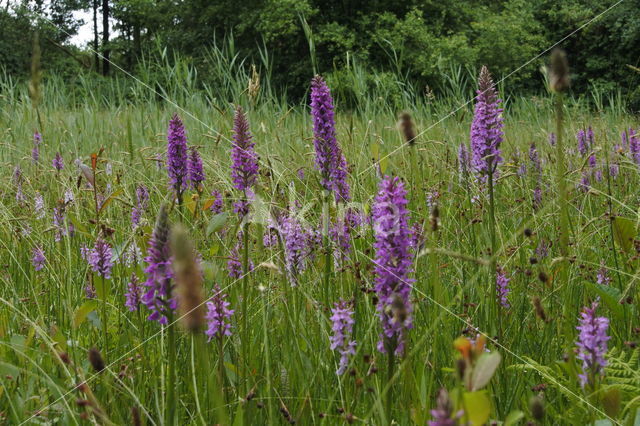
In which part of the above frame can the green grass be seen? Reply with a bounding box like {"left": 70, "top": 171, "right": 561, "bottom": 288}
{"left": 0, "top": 68, "right": 639, "bottom": 425}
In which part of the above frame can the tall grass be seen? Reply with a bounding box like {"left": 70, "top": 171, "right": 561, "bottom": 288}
{"left": 0, "top": 42, "right": 638, "bottom": 425}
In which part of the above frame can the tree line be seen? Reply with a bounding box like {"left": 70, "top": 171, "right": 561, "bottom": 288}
{"left": 1, "top": 0, "right": 639, "bottom": 108}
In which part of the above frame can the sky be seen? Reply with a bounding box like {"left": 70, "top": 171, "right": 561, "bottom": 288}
{"left": 70, "top": 9, "right": 119, "bottom": 47}
{"left": 70, "top": 10, "right": 93, "bottom": 46}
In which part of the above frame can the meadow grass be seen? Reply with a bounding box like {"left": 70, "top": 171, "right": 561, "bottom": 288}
{"left": 0, "top": 63, "right": 639, "bottom": 426}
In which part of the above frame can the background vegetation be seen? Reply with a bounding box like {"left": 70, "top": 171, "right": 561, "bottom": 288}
{"left": 2, "top": 0, "right": 640, "bottom": 109}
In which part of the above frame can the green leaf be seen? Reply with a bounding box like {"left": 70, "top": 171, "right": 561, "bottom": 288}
{"left": 612, "top": 217, "right": 636, "bottom": 253}
{"left": 73, "top": 300, "right": 99, "bottom": 328}
{"left": 95, "top": 276, "right": 110, "bottom": 300}
{"left": 207, "top": 212, "right": 229, "bottom": 237}
{"left": 99, "top": 188, "right": 123, "bottom": 213}
{"left": 52, "top": 328, "right": 67, "bottom": 351}
{"left": 504, "top": 410, "right": 525, "bottom": 426}
{"left": 463, "top": 390, "right": 491, "bottom": 426}
{"left": 602, "top": 387, "right": 622, "bottom": 418}
{"left": 585, "top": 281, "right": 625, "bottom": 321}
{"left": 471, "top": 352, "right": 501, "bottom": 391}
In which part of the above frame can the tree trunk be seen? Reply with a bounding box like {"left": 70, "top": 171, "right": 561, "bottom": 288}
{"left": 133, "top": 23, "right": 141, "bottom": 62}
{"left": 102, "top": 0, "right": 110, "bottom": 76}
{"left": 93, "top": 0, "right": 99, "bottom": 72}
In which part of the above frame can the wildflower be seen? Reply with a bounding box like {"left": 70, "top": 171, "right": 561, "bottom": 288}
{"left": 629, "top": 129, "right": 640, "bottom": 165}
{"left": 330, "top": 214, "right": 352, "bottom": 265}
{"left": 231, "top": 106, "right": 259, "bottom": 192}
{"left": 587, "top": 126, "right": 595, "bottom": 146}
{"left": 142, "top": 205, "right": 176, "bottom": 324}
{"left": 53, "top": 152, "right": 64, "bottom": 171}
{"left": 20, "top": 225, "right": 32, "bottom": 237}
{"left": 205, "top": 285, "right": 234, "bottom": 340}
{"left": 226, "top": 242, "right": 253, "bottom": 278}
{"left": 209, "top": 190, "right": 223, "bottom": 214}
{"left": 548, "top": 132, "right": 556, "bottom": 146}
{"left": 167, "top": 114, "right": 189, "bottom": 201}
{"left": 576, "top": 130, "right": 587, "bottom": 156}
{"left": 410, "top": 222, "right": 424, "bottom": 250}
{"left": 372, "top": 176, "right": 414, "bottom": 355}
{"left": 64, "top": 189, "right": 74, "bottom": 204}
{"left": 125, "top": 273, "right": 142, "bottom": 311}
{"left": 535, "top": 240, "right": 549, "bottom": 259}
{"left": 329, "top": 300, "right": 356, "bottom": 375}
{"left": 32, "top": 132, "right": 41, "bottom": 163}
{"left": 533, "top": 187, "right": 542, "bottom": 210}
{"left": 470, "top": 66, "right": 504, "bottom": 181}
{"left": 53, "top": 203, "right": 67, "bottom": 242}
{"left": 576, "top": 302, "right": 610, "bottom": 388}
{"left": 529, "top": 143, "right": 541, "bottom": 174}
{"left": 280, "top": 213, "right": 309, "bottom": 286}
{"left": 579, "top": 172, "right": 590, "bottom": 192}
{"left": 187, "top": 146, "right": 205, "bottom": 190}
{"left": 429, "top": 388, "right": 463, "bottom": 426}
{"left": 310, "top": 75, "right": 350, "bottom": 202}
{"left": 458, "top": 143, "right": 470, "bottom": 180}
{"left": 13, "top": 165, "right": 25, "bottom": 202}
{"left": 594, "top": 169, "right": 603, "bottom": 182}
{"left": 131, "top": 185, "right": 149, "bottom": 229}
{"left": 87, "top": 238, "right": 114, "bottom": 279}
{"left": 596, "top": 262, "right": 611, "bottom": 286}
{"left": 122, "top": 243, "right": 143, "bottom": 267}
{"left": 496, "top": 269, "right": 510, "bottom": 309}
{"left": 32, "top": 247, "right": 46, "bottom": 271}
{"left": 34, "top": 193, "right": 45, "bottom": 219}
{"left": 85, "top": 284, "right": 96, "bottom": 299}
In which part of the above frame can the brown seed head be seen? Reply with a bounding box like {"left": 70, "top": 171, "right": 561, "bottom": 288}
{"left": 397, "top": 111, "right": 417, "bottom": 146}
{"left": 529, "top": 395, "right": 545, "bottom": 421}
{"left": 88, "top": 348, "right": 105, "bottom": 373}
{"left": 171, "top": 224, "right": 206, "bottom": 332}
{"left": 549, "top": 49, "right": 570, "bottom": 93}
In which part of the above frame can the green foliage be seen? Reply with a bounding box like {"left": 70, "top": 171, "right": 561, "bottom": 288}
{"left": 3, "top": 0, "right": 640, "bottom": 109}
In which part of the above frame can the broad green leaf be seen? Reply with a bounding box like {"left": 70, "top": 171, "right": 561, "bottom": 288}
{"left": 505, "top": 410, "right": 525, "bottom": 426}
{"left": 73, "top": 300, "right": 99, "bottom": 328}
{"left": 98, "top": 188, "right": 123, "bottom": 213}
{"left": 185, "top": 194, "right": 197, "bottom": 216}
{"left": 471, "top": 351, "right": 501, "bottom": 391}
{"left": 207, "top": 212, "right": 229, "bottom": 236}
{"left": 602, "top": 387, "right": 621, "bottom": 418}
{"left": 585, "top": 282, "right": 626, "bottom": 322}
{"left": 87, "top": 311, "right": 102, "bottom": 329}
{"left": 463, "top": 390, "right": 491, "bottom": 426}
{"left": 95, "top": 276, "right": 110, "bottom": 300}
{"left": 202, "top": 198, "right": 215, "bottom": 211}
{"left": 66, "top": 213, "right": 89, "bottom": 235}
{"left": 52, "top": 328, "right": 67, "bottom": 351}
{"left": 612, "top": 217, "right": 635, "bottom": 253}
{"left": 232, "top": 404, "right": 244, "bottom": 426}
{"left": 371, "top": 141, "right": 380, "bottom": 162}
